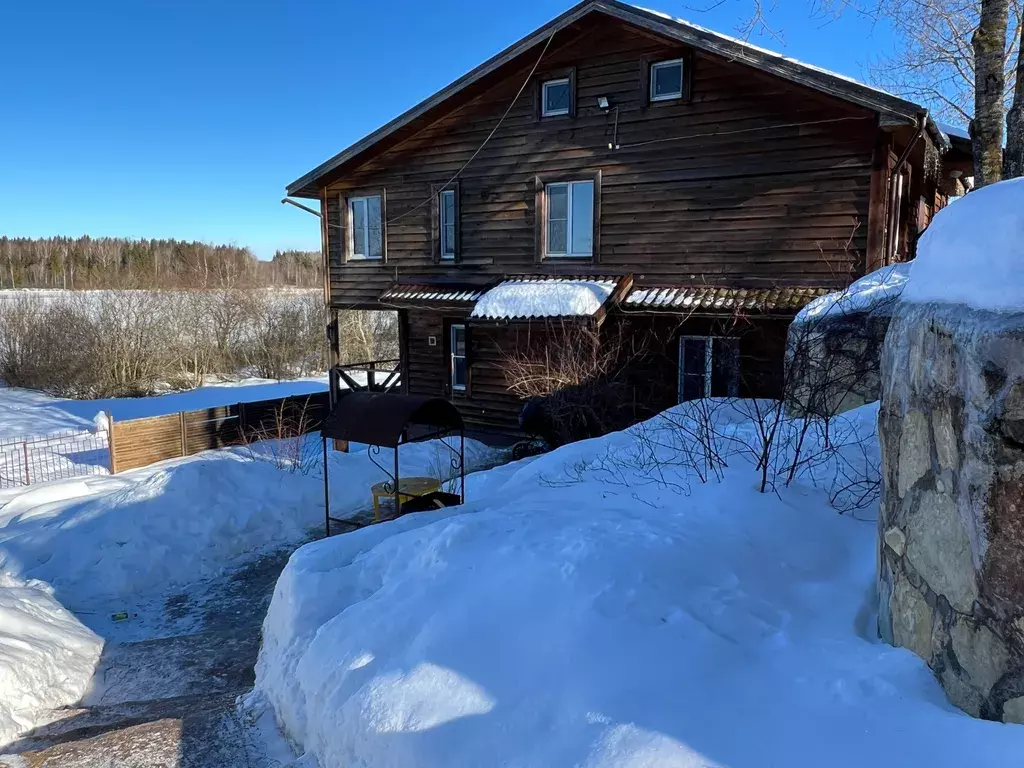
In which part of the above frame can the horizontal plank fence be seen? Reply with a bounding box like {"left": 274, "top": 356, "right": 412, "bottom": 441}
{"left": 110, "top": 392, "right": 331, "bottom": 473}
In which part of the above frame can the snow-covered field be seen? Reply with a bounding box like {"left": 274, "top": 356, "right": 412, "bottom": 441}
{"left": 248, "top": 403, "right": 1024, "bottom": 767}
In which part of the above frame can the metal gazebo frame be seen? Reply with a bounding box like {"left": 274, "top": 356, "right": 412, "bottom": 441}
{"left": 319, "top": 392, "right": 466, "bottom": 536}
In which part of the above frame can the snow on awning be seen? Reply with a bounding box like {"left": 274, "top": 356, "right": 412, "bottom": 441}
{"left": 380, "top": 282, "right": 488, "bottom": 307}
{"left": 470, "top": 276, "right": 621, "bottom": 320}
{"left": 624, "top": 285, "right": 832, "bottom": 314}
{"left": 794, "top": 262, "right": 912, "bottom": 324}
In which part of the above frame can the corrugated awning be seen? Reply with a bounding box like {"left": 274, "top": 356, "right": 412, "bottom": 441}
{"left": 623, "top": 285, "right": 833, "bottom": 314}
{"left": 379, "top": 282, "right": 489, "bottom": 307}
{"left": 470, "top": 275, "right": 623, "bottom": 320}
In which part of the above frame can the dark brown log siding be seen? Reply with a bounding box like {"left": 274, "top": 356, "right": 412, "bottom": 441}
{"left": 324, "top": 15, "right": 876, "bottom": 309}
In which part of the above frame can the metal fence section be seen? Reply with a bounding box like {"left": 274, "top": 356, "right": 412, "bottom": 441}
{"left": 0, "top": 427, "right": 111, "bottom": 489}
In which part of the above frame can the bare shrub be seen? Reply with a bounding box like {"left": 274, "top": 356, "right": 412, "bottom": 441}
{"left": 240, "top": 397, "right": 321, "bottom": 474}
{"left": 0, "top": 296, "right": 95, "bottom": 395}
{"left": 89, "top": 292, "right": 174, "bottom": 397}
{"left": 337, "top": 310, "right": 399, "bottom": 363}
{"left": 502, "top": 319, "right": 651, "bottom": 447}
{"left": 240, "top": 292, "right": 327, "bottom": 379}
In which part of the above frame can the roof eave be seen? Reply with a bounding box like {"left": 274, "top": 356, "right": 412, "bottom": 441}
{"left": 285, "top": 0, "right": 604, "bottom": 197}
{"left": 286, "top": 0, "right": 927, "bottom": 196}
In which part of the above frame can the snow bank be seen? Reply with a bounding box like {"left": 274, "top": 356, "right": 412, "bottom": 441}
{"left": 254, "top": 403, "right": 1024, "bottom": 767}
{"left": 795, "top": 261, "right": 911, "bottom": 323}
{"left": 0, "top": 453, "right": 325, "bottom": 611}
{"left": 902, "top": 177, "right": 1024, "bottom": 311}
{"left": 0, "top": 574, "right": 102, "bottom": 747}
{"left": 471, "top": 279, "right": 616, "bottom": 319}
{"left": 0, "top": 436, "right": 498, "bottom": 612}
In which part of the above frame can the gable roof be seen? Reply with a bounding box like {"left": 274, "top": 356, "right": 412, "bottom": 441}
{"left": 287, "top": 0, "right": 936, "bottom": 198}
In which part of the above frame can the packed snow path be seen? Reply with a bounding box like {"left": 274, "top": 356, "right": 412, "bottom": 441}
{"left": 0, "top": 551, "right": 295, "bottom": 768}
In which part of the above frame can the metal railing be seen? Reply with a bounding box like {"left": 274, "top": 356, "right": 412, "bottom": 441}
{"left": 0, "top": 427, "right": 110, "bottom": 489}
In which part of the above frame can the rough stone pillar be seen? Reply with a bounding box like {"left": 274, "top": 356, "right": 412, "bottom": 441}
{"left": 878, "top": 301, "right": 1024, "bottom": 722}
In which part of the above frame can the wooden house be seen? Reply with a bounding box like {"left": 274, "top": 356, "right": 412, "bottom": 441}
{"left": 286, "top": 0, "right": 973, "bottom": 434}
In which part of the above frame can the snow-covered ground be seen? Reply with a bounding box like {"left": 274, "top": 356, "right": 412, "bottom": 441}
{"left": 250, "top": 403, "right": 1024, "bottom": 767}
{"left": 0, "top": 434, "right": 498, "bottom": 749}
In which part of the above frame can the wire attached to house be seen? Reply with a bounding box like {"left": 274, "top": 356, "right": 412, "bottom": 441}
{"left": 613, "top": 115, "right": 874, "bottom": 151}
{"left": 384, "top": 30, "right": 557, "bottom": 227}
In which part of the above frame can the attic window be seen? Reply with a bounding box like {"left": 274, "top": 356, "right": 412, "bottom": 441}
{"left": 650, "top": 59, "right": 684, "bottom": 101}
{"left": 542, "top": 78, "right": 571, "bottom": 116}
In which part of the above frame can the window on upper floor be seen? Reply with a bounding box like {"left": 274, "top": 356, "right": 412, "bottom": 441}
{"left": 348, "top": 195, "right": 383, "bottom": 260}
{"left": 542, "top": 78, "right": 571, "bottom": 117}
{"left": 546, "top": 179, "right": 594, "bottom": 258}
{"left": 650, "top": 58, "right": 684, "bottom": 102}
{"left": 440, "top": 188, "right": 457, "bottom": 260}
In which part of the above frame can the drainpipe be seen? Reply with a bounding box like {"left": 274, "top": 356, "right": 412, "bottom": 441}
{"left": 886, "top": 111, "right": 928, "bottom": 263}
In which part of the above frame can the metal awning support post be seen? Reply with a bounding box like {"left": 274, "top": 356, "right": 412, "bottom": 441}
{"left": 394, "top": 443, "right": 402, "bottom": 517}
{"left": 323, "top": 435, "right": 331, "bottom": 537}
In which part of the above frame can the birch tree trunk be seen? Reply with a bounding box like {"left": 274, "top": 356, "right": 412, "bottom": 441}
{"left": 1005, "top": 21, "right": 1024, "bottom": 178}
{"left": 971, "top": 0, "right": 1010, "bottom": 186}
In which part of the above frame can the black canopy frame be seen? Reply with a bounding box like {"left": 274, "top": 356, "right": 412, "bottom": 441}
{"left": 319, "top": 392, "right": 466, "bottom": 536}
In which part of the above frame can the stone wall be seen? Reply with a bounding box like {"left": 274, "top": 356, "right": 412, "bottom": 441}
{"left": 878, "top": 301, "right": 1024, "bottom": 722}
{"left": 787, "top": 310, "right": 891, "bottom": 417}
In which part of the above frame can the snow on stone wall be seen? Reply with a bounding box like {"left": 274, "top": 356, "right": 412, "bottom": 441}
{"left": 877, "top": 177, "right": 1024, "bottom": 722}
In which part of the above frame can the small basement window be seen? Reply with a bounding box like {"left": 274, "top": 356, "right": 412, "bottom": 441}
{"left": 542, "top": 78, "right": 571, "bottom": 117}
{"left": 348, "top": 195, "right": 383, "bottom": 260}
{"left": 650, "top": 58, "right": 684, "bottom": 102}
{"left": 678, "top": 336, "right": 739, "bottom": 401}
{"left": 450, "top": 324, "right": 467, "bottom": 391}
{"left": 440, "top": 189, "right": 457, "bottom": 260}
{"left": 546, "top": 180, "right": 594, "bottom": 258}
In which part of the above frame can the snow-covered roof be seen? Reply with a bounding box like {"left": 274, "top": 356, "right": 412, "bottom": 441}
{"left": 902, "top": 177, "right": 1024, "bottom": 312}
{"left": 380, "top": 283, "right": 487, "bottom": 305}
{"left": 794, "top": 262, "right": 912, "bottom": 324}
{"left": 471, "top": 276, "right": 620, "bottom": 320}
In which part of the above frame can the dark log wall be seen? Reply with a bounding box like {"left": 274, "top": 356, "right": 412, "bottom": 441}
{"left": 324, "top": 14, "right": 878, "bottom": 309}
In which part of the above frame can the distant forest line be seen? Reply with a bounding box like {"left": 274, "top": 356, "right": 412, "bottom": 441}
{"left": 0, "top": 236, "right": 322, "bottom": 289}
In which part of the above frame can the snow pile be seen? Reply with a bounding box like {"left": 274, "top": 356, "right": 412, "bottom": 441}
{"left": 0, "top": 436, "right": 498, "bottom": 611}
{"left": 795, "top": 261, "right": 911, "bottom": 323}
{"left": 254, "top": 403, "right": 1024, "bottom": 767}
{"left": 902, "top": 177, "right": 1024, "bottom": 311}
{"left": 0, "top": 574, "right": 102, "bottom": 747}
{"left": 471, "top": 279, "right": 616, "bottom": 319}
{"left": 0, "top": 453, "right": 325, "bottom": 610}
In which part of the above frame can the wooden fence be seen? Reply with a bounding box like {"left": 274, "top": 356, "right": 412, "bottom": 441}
{"left": 109, "top": 392, "right": 331, "bottom": 473}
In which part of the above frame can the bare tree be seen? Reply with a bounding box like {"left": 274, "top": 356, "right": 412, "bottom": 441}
{"left": 711, "top": 0, "right": 1024, "bottom": 181}
{"left": 1006, "top": 20, "right": 1024, "bottom": 174}
{"left": 973, "top": 0, "right": 1012, "bottom": 184}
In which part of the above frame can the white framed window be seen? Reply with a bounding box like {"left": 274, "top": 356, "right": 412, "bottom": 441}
{"left": 542, "top": 78, "right": 571, "bottom": 117}
{"left": 450, "top": 324, "right": 467, "bottom": 391}
{"left": 348, "top": 195, "right": 383, "bottom": 260}
{"left": 650, "top": 58, "right": 684, "bottom": 102}
{"left": 546, "top": 180, "right": 594, "bottom": 257}
{"left": 440, "top": 189, "right": 457, "bottom": 260}
{"left": 678, "top": 336, "right": 740, "bottom": 401}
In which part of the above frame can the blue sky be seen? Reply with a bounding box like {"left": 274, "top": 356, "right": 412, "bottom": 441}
{"left": 0, "top": 1, "right": 895, "bottom": 259}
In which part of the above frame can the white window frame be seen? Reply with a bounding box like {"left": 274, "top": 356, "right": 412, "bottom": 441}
{"left": 440, "top": 189, "right": 456, "bottom": 260}
{"left": 541, "top": 78, "right": 571, "bottom": 117}
{"left": 545, "top": 180, "right": 593, "bottom": 258}
{"left": 347, "top": 195, "right": 382, "bottom": 260}
{"left": 678, "top": 335, "right": 740, "bottom": 401}
{"left": 650, "top": 58, "right": 684, "bottom": 102}
{"left": 450, "top": 324, "right": 467, "bottom": 392}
